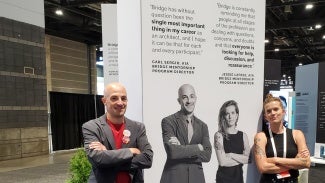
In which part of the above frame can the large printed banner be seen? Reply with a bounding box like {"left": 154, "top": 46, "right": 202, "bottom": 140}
{"left": 102, "top": 4, "right": 119, "bottom": 84}
{"left": 117, "top": 0, "right": 265, "bottom": 182}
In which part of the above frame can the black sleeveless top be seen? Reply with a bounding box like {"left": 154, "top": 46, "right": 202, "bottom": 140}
{"left": 224, "top": 131, "right": 244, "bottom": 154}
{"left": 261, "top": 128, "right": 299, "bottom": 180}
{"left": 216, "top": 131, "right": 244, "bottom": 183}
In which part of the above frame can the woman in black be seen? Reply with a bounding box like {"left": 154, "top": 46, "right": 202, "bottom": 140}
{"left": 254, "top": 94, "right": 310, "bottom": 183}
{"left": 214, "top": 100, "right": 250, "bottom": 183}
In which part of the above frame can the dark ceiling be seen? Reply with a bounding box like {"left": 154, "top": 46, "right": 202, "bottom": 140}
{"left": 44, "top": 0, "right": 325, "bottom": 80}
{"left": 44, "top": 0, "right": 112, "bottom": 45}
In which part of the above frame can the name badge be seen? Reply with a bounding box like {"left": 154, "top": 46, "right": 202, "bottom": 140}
{"left": 276, "top": 170, "right": 291, "bottom": 179}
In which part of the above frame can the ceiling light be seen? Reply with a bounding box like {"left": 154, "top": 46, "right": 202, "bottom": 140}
{"left": 282, "top": 74, "right": 286, "bottom": 78}
{"left": 299, "top": 62, "right": 303, "bottom": 66}
{"left": 55, "top": 9, "right": 63, "bottom": 16}
{"left": 315, "top": 24, "right": 322, "bottom": 29}
{"left": 264, "top": 39, "right": 269, "bottom": 43}
{"left": 323, "top": 35, "right": 325, "bottom": 39}
{"left": 274, "top": 48, "right": 280, "bottom": 52}
{"left": 305, "top": 4, "right": 314, "bottom": 10}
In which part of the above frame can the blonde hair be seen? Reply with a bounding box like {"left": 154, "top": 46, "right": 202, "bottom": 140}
{"left": 263, "top": 94, "right": 284, "bottom": 111}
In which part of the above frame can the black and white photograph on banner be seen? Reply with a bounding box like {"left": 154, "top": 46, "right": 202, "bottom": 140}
{"left": 160, "top": 84, "right": 212, "bottom": 183}
{"left": 214, "top": 100, "right": 250, "bottom": 183}
{"left": 117, "top": 0, "right": 265, "bottom": 182}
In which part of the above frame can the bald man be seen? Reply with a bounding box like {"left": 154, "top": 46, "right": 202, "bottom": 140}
{"left": 160, "top": 84, "right": 212, "bottom": 183}
{"left": 82, "top": 82, "right": 153, "bottom": 183}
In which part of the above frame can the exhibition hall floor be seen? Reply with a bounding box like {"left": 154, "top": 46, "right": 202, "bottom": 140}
{"left": 0, "top": 150, "right": 324, "bottom": 183}
{"left": 0, "top": 150, "right": 75, "bottom": 183}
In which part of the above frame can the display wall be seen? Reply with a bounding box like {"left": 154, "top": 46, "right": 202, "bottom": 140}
{"left": 264, "top": 59, "right": 281, "bottom": 97}
{"left": 0, "top": 0, "right": 48, "bottom": 160}
{"left": 114, "top": 0, "right": 265, "bottom": 182}
{"left": 295, "top": 63, "right": 325, "bottom": 157}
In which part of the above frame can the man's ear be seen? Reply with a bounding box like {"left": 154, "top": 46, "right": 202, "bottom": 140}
{"left": 101, "top": 97, "right": 106, "bottom": 104}
{"left": 177, "top": 98, "right": 181, "bottom": 104}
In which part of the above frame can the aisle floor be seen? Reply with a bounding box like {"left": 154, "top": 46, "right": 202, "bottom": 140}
{"left": 0, "top": 151, "right": 324, "bottom": 183}
{"left": 0, "top": 150, "right": 75, "bottom": 183}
